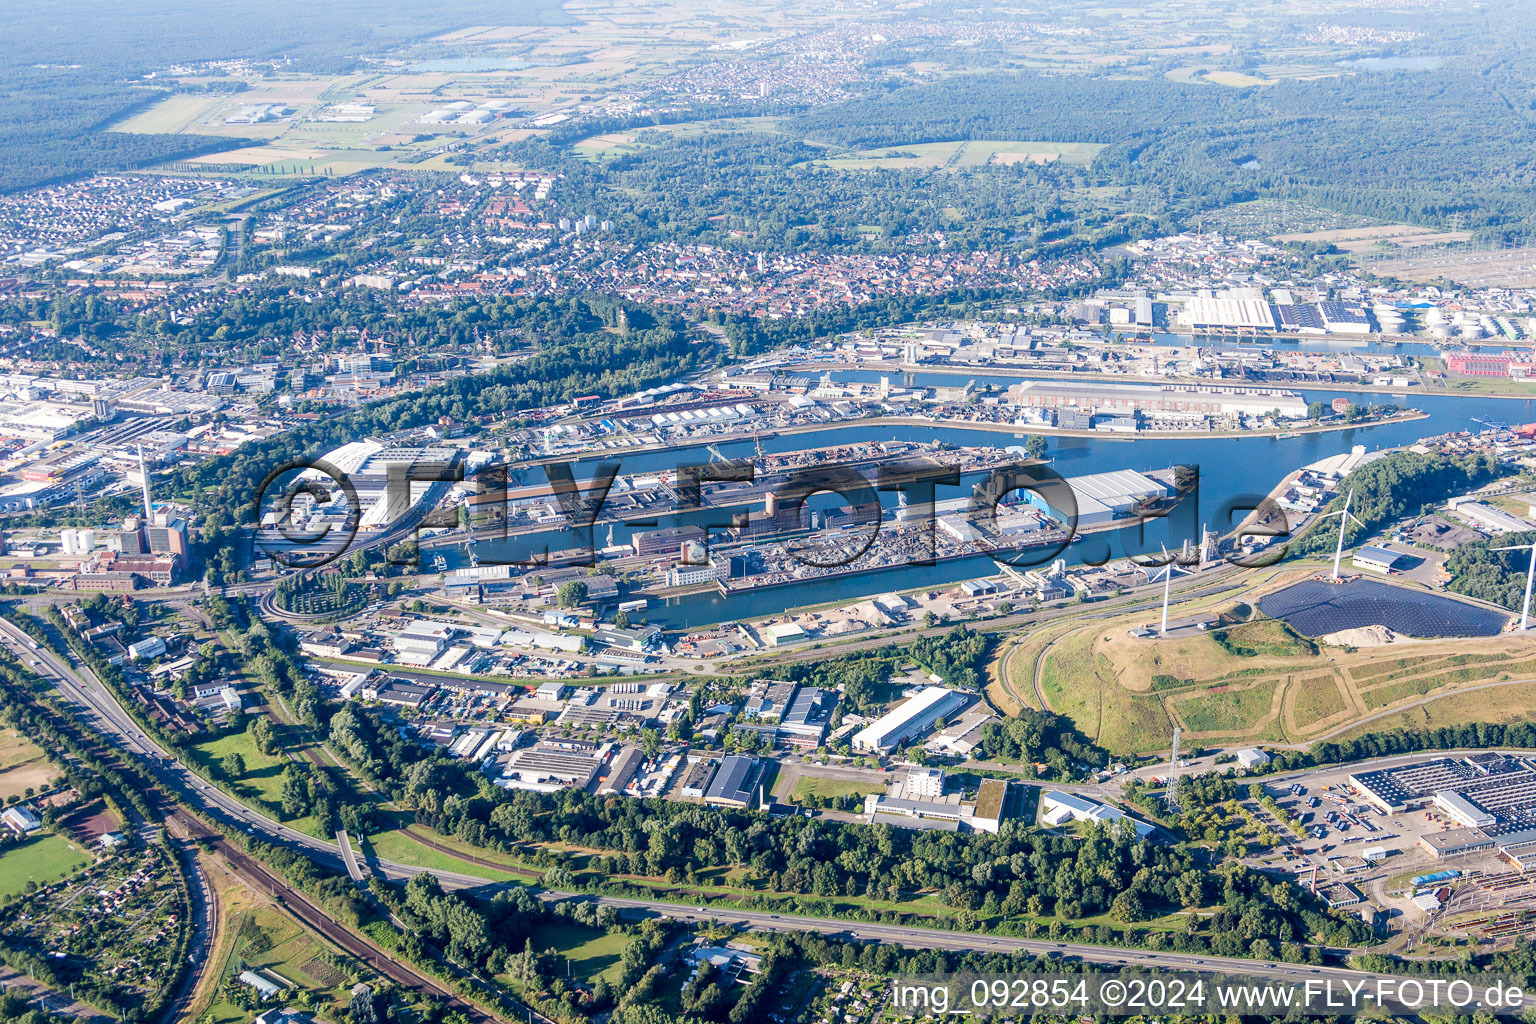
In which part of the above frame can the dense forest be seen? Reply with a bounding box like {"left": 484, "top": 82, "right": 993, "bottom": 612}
{"left": 789, "top": 69, "right": 1536, "bottom": 238}
{"left": 504, "top": 129, "right": 1126, "bottom": 253}
{"left": 1291, "top": 450, "right": 1503, "bottom": 558}
{"left": 1447, "top": 531, "right": 1536, "bottom": 611}
{"left": 0, "top": 70, "right": 243, "bottom": 193}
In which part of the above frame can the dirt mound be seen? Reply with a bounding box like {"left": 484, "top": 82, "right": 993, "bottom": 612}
{"left": 1318, "top": 624, "right": 1413, "bottom": 647}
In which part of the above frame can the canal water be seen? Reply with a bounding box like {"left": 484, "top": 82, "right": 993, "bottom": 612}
{"left": 470, "top": 386, "right": 1535, "bottom": 630}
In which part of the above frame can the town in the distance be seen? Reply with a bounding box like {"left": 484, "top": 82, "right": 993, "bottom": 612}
{"left": 7, "top": 2, "right": 1536, "bottom": 1024}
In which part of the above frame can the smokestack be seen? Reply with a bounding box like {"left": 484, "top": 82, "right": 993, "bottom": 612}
{"left": 137, "top": 444, "right": 153, "bottom": 520}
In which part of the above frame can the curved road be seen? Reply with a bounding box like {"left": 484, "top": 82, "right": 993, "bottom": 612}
{"left": 3, "top": 616, "right": 1525, "bottom": 1010}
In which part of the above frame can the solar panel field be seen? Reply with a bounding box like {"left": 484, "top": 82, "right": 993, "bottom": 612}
{"left": 995, "top": 571, "right": 1536, "bottom": 756}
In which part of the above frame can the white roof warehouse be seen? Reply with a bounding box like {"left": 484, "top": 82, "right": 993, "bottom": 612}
{"left": 853, "top": 686, "right": 971, "bottom": 753}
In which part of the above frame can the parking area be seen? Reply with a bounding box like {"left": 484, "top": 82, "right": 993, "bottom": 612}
{"left": 1261, "top": 756, "right": 1536, "bottom": 944}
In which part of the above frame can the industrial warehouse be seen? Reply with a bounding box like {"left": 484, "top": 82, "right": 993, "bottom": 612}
{"left": 1350, "top": 754, "right": 1536, "bottom": 863}
{"left": 852, "top": 685, "right": 973, "bottom": 753}
{"left": 1004, "top": 379, "right": 1310, "bottom": 424}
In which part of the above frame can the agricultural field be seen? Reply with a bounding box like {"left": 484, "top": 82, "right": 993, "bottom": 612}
{"left": 206, "top": 905, "right": 360, "bottom": 1024}
{"left": 0, "top": 833, "right": 92, "bottom": 899}
{"left": 0, "top": 729, "right": 55, "bottom": 802}
{"left": 113, "top": 68, "right": 533, "bottom": 177}
{"left": 815, "top": 139, "right": 1105, "bottom": 171}
{"left": 1016, "top": 571, "right": 1536, "bottom": 755}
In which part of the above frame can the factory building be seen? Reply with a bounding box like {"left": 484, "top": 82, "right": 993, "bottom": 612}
{"left": 1448, "top": 497, "right": 1533, "bottom": 534}
{"left": 1018, "top": 468, "right": 1171, "bottom": 528}
{"left": 496, "top": 742, "right": 607, "bottom": 793}
{"left": 1236, "top": 748, "right": 1272, "bottom": 769}
{"left": 1354, "top": 755, "right": 1536, "bottom": 863}
{"left": 778, "top": 686, "right": 836, "bottom": 748}
{"left": 1181, "top": 288, "right": 1277, "bottom": 331}
{"left": 1444, "top": 351, "right": 1536, "bottom": 378}
{"left": 1006, "top": 380, "right": 1308, "bottom": 422}
{"left": 703, "top": 755, "right": 767, "bottom": 808}
{"left": 1352, "top": 545, "right": 1408, "bottom": 573}
{"left": 864, "top": 776, "right": 1021, "bottom": 834}
{"left": 1419, "top": 828, "right": 1498, "bottom": 860}
{"left": 852, "top": 686, "right": 971, "bottom": 753}
{"left": 1318, "top": 301, "right": 1372, "bottom": 334}
{"left": 309, "top": 440, "right": 462, "bottom": 532}
{"left": 632, "top": 525, "right": 706, "bottom": 557}
{"left": 1040, "top": 790, "right": 1155, "bottom": 838}
{"left": 1435, "top": 790, "right": 1496, "bottom": 829}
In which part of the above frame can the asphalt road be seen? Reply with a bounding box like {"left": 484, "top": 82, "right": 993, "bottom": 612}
{"left": 0, "top": 618, "right": 518, "bottom": 1024}
{"left": 9, "top": 617, "right": 1529, "bottom": 1011}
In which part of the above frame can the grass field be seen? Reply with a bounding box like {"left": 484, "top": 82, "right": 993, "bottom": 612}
{"left": 187, "top": 726, "right": 327, "bottom": 837}
{"left": 0, "top": 834, "right": 92, "bottom": 899}
{"left": 0, "top": 730, "right": 53, "bottom": 802}
{"left": 1332, "top": 680, "right": 1536, "bottom": 742}
{"left": 362, "top": 829, "right": 527, "bottom": 883}
{"left": 1008, "top": 569, "right": 1536, "bottom": 755}
{"left": 1165, "top": 67, "right": 1276, "bottom": 87}
{"left": 189, "top": 728, "right": 290, "bottom": 809}
{"left": 112, "top": 94, "right": 227, "bottom": 133}
{"left": 1288, "top": 673, "right": 1351, "bottom": 730}
{"left": 788, "top": 776, "right": 885, "bottom": 803}
{"left": 815, "top": 139, "right": 1104, "bottom": 171}
{"left": 1170, "top": 680, "right": 1281, "bottom": 736}
{"left": 1204, "top": 70, "right": 1274, "bottom": 87}
{"left": 526, "top": 923, "right": 628, "bottom": 984}
{"left": 1037, "top": 628, "right": 1172, "bottom": 754}
{"left": 183, "top": 145, "right": 402, "bottom": 177}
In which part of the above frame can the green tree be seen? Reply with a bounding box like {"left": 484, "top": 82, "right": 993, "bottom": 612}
{"left": 279, "top": 764, "right": 311, "bottom": 818}
{"left": 250, "top": 716, "right": 278, "bottom": 756}
{"left": 1109, "top": 889, "right": 1147, "bottom": 923}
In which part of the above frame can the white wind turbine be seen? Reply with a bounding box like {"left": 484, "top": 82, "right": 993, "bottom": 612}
{"left": 1493, "top": 536, "right": 1536, "bottom": 631}
{"left": 1151, "top": 542, "right": 1194, "bottom": 637}
{"left": 1326, "top": 489, "right": 1365, "bottom": 582}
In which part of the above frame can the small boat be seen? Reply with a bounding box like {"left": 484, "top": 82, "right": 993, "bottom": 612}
{"left": 1274, "top": 431, "right": 1301, "bottom": 439}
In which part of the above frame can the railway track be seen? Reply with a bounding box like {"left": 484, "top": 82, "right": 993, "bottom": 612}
{"left": 169, "top": 811, "right": 502, "bottom": 1024}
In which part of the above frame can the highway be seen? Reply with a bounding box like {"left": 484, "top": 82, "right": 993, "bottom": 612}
{"left": 0, "top": 617, "right": 519, "bottom": 1024}
{"left": 3, "top": 615, "right": 1526, "bottom": 1011}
